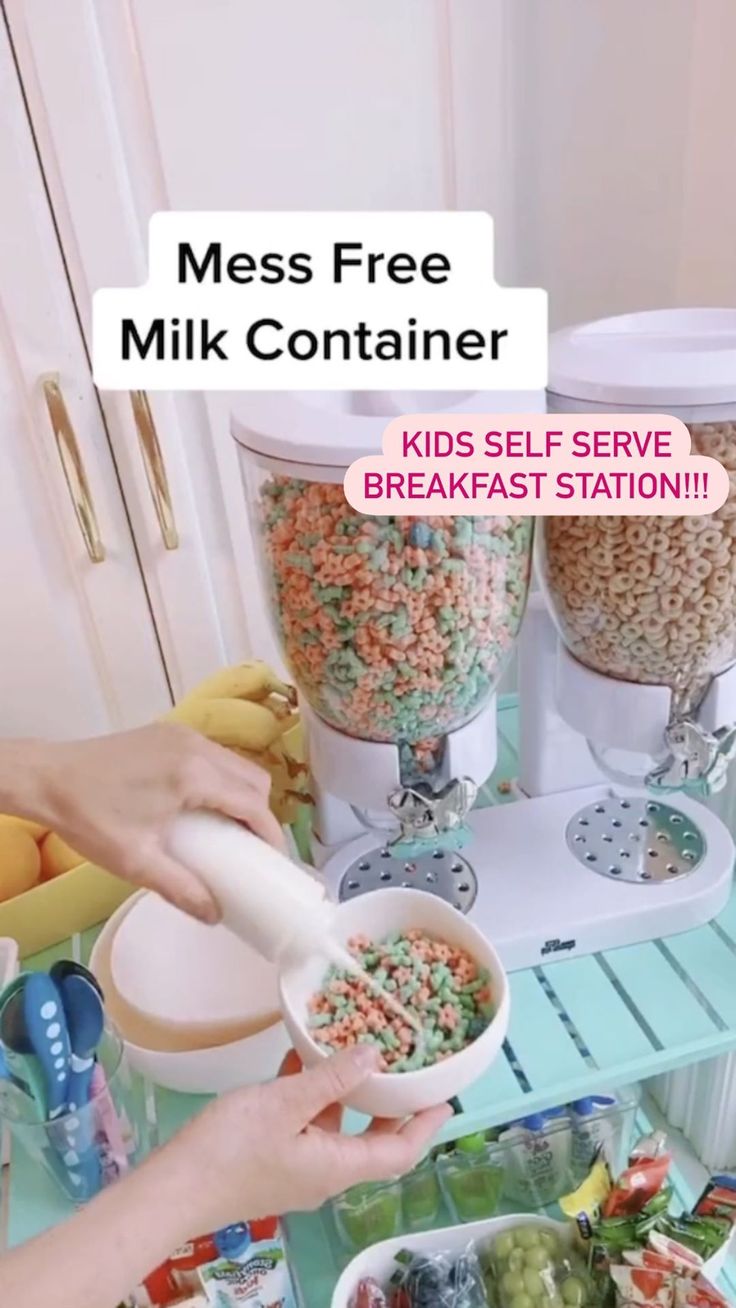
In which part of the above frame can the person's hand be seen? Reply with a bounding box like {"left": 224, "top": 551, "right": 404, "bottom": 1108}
{"left": 31, "top": 723, "right": 285, "bottom": 922}
{"left": 164, "top": 1046, "right": 452, "bottom": 1233}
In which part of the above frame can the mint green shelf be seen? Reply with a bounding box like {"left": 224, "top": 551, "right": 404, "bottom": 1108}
{"left": 4, "top": 699, "right": 736, "bottom": 1308}
{"left": 284, "top": 1098, "right": 736, "bottom": 1308}
{"left": 325, "top": 704, "right": 736, "bottom": 1144}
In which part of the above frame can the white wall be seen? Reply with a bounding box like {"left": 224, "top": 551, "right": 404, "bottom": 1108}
{"left": 468, "top": 0, "right": 736, "bottom": 326}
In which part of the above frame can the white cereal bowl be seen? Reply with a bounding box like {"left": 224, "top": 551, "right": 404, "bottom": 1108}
{"left": 89, "top": 896, "right": 290, "bottom": 1095}
{"left": 279, "top": 888, "right": 510, "bottom": 1119}
{"left": 115, "top": 1017, "right": 291, "bottom": 1096}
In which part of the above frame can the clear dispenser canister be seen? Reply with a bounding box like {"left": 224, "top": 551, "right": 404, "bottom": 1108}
{"left": 244, "top": 461, "right": 532, "bottom": 771}
{"left": 232, "top": 392, "right": 536, "bottom": 775}
{"left": 541, "top": 310, "right": 736, "bottom": 721}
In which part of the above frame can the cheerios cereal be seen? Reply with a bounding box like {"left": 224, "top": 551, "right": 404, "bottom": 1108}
{"left": 257, "top": 476, "right": 532, "bottom": 771}
{"left": 540, "top": 423, "right": 736, "bottom": 713}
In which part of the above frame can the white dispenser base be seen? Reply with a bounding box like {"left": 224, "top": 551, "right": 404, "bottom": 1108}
{"left": 310, "top": 595, "right": 735, "bottom": 969}
{"left": 319, "top": 785, "right": 734, "bottom": 972}
{"left": 518, "top": 591, "right": 736, "bottom": 800}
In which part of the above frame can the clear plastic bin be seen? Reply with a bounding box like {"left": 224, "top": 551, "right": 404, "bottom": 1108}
{"left": 437, "top": 1138, "right": 506, "bottom": 1222}
{"left": 400, "top": 1155, "right": 444, "bottom": 1231}
{"left": 331, "top": 1179, "right": 403, "bottom": 1252}
{"left": 329, "top": 1088, "right": 638, "bottom": 1252}
{"left": 0, "top": 1025, "right": 144, "bottom": 1205}
{"left": 327, "top": 1207, "right": 728, "bottom": 1308}
{"left": 329, "top": 1214, "right": 579, "bottom": 1308}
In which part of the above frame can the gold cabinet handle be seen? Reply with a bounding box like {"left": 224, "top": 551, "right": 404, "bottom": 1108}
{"left": 130, "top": 391, "right": 179, "bottom": 550}
{"left": 41, "top": 375, "right": 105, "bottom": 564}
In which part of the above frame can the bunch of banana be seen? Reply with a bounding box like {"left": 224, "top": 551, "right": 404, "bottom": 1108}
{"left": 163, "top": 661, "right": 312, "bottom": 827}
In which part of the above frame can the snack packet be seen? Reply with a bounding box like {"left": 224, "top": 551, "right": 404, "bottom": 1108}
{"left": 693, "top": 1174, "right": 736, "bottom": 1228}
{"left": 603, "top": 1156, "right": 672, "bottom": 1219}
{"left": 351, "top": 1279, "right": 388, "bottom": 1308}
{"left": 139, "top": 1223, "right": 264, "bottom": 1307}
{"left": 623, "top": 1250, "right": 681, "bottom": 1275}
{"left": 656, "top": 1214, "right": 731, "bottom": 1264}
{"left": 580, "top": 1192, "right": 669, "bottom": 1293}
{"left": 673, "top": 1275, "right": 729, "bottom": 1308}
{"left": 630, "top": 1133, "right": 669, "bottom": 1163}
{"left": 610, "top": 1265, "right": 673, "bottom": 1306}
{"left": 647, "top": 1233, "right": 701, "bottom": 1279}
{"left": 559, "top": 1154, "right": 613, "bottom": 1227}
{"left": 390, "top": 1244, "right": 488, "bottom": 1308}
{"left": 199, "top": 1219, "right": 295, "bottom": 1307}
{"left": 389, "top": 1289, "right": 410, "bottom": 1308}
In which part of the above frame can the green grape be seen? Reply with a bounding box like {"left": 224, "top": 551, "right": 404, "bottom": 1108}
{"left": 561, "top": 1276, "right": 586, "bottom": 1307}
{"left": 495, "top": 1232, "right": 518, "bottom": 1261}
{"left": 537, "top": 1232, "right": 559, "bottom": 1257}
{"left": 507, "top": 1249, "right": 526, "bottom": 1272}
{"left": 522, "top": 1268, "right": 546, "bottom": 1298}
{"left": 525, "top": 1247, "right": 553, "bottom": 1272}
{"left": 510, "top": 1296, "right": 535, "bottom": 1308}
{"left": 545, "top": 1296, "right": 565, "bottom": 1308}
{"left": 515, "top": 1227, "right": 541, "bottom": 1250}
{"left": 501, "top": 1271, "right": 526, "bottom": 1297}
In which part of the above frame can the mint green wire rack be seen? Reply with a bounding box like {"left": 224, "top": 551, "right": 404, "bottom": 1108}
{"left": 4, "top": 699, "right": 736, "bottom": 1304}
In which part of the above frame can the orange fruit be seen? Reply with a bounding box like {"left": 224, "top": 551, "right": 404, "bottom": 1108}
{"left": 0, "top": 827, "right": 42, "bottom": 902}
{"left": 0, "top": 814, "right": 48, "bottom": 842}
{"left": 39, "top": 832, "right": 83, "bottom": 881}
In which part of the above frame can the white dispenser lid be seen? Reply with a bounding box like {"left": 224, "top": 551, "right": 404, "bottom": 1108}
{"left": 548, "top": 309, "right": 736, "bottom": 410}
{"left": 231, "top": 388, "right": 546, "bottom": 476}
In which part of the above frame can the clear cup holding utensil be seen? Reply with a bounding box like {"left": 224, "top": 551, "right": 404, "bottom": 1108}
{"left": 0, "top": 1025, "right": 146, "bottom": 1204}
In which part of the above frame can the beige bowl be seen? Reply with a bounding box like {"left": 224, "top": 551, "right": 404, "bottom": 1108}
{"left": 110, "top": 888, "right": 283, "bottom": 1033}
{"left": 279, "top": 888, "right": 510, "bottom": 1119}
{"left": 89, "top": 897, "right": 289, "bottom": 1094}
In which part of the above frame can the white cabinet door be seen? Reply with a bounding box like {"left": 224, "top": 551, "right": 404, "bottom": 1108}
{"left": 0, "top": 24, "right": 171, "bottom": 740}
{"left": 3, "top": 0, "right": 458, "bottom": 690}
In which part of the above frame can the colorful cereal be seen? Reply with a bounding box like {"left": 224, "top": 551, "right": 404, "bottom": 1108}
{"left": 308, "top": 930, "right": 493, "bottom": 1072}
{"left": 257, "top": 477, "right": 532, "bottom": 771}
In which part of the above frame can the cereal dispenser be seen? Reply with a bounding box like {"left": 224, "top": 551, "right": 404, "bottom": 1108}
{"left": 516, "top": 309, "right": 736, "bottom": 958}
{"left": 232, "top": 390, "right": 539, "bottom": 921}
{"left": 231, "top": 327, "right": 736, "bottom": 973}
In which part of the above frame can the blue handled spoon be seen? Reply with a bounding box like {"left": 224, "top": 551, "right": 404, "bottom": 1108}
{"left": 23, "top": 972, "right": 103, "bottom": 1201}
{"left": 50, "top": 962, "right": 104, "bottom": 1110}
{"left": 21, "top": 973, "right": 71, "bottom": 1120}
{"left": 50, "top": 962, "right": 105, "bottom": 1113}
{"left": 50, "top": 964, "right": 106, "bottom": 1198}
{"left": 50, "top": 960, "right": 104, "bottom": 1001}
{"left": 1, "top": 974, "right": 82, "bottom": 1197}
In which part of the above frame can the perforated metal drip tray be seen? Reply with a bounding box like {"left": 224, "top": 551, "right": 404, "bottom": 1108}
{"left": 338, "top": 846, "right": 478, "bottom": 913}
{"left": 566, "top": 795, "right": 706, "bottom": 884}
